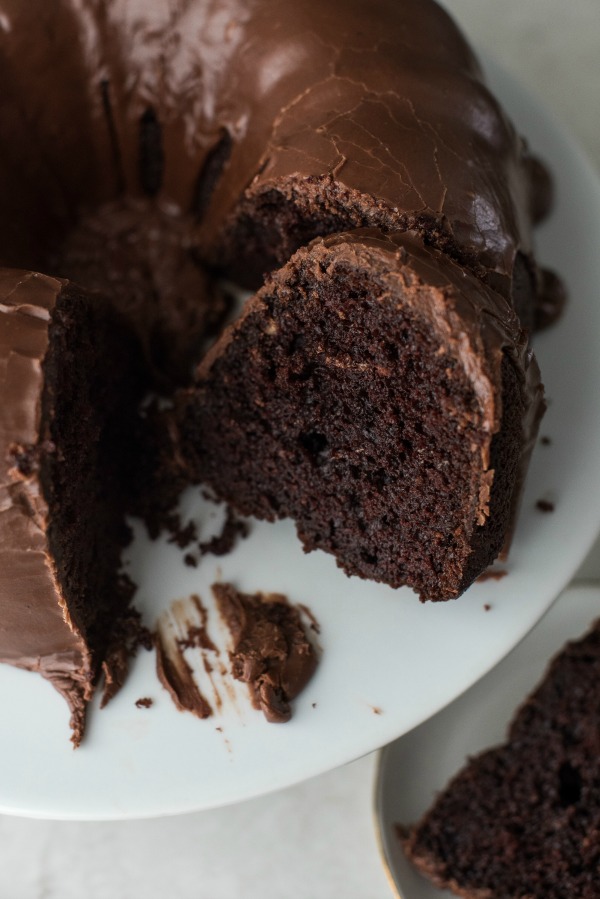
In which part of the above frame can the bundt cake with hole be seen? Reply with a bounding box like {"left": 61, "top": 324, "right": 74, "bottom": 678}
{"left": 0, "top": 271, "right": 147, "bottom": 745}
{"left": 0, "top": 0, "right": 562, "bottom": 736}
{"left": 0, "top": 0, "right": 559, "bottom": 356}
{"left": 400, "top": 622, "right": 600, "bottom": 898}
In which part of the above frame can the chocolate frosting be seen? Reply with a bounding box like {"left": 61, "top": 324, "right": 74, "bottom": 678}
{"left": 155, "top": 632, "right": 213, "bottom": 719}
{"left": 213, "top": 583, "right": 318, "bottom": 723}
{"left": 0, "top": 0, "right": 554, "bottom": 316}
{"left": 154, "top": 596, "right": 215, "bottom": 719}
{"left": 0, "top": 271, "right": 92, "bottom": 742}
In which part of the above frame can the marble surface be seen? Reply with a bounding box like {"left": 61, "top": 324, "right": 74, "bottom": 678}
{"left": 1, "top": 2, "right": 599, "bottom": 897}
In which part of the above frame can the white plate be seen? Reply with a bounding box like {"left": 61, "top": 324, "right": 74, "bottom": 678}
{"left": 374, "top": 584, "right": 600, "bottom": 899}
{"left": 2, "top": 56, "right": 600, "bottom": 821}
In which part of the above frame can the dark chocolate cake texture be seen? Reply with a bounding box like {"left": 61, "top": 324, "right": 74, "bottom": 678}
{"left": 400, "top": 622, "right": 600, "bottom": 899}
{"left": 0, "top": 271, "right": 146, "bottom": 745}
{"left": 0, "top": 0, "right": 563, "bottom": 737}
{"left": 180, "top": 230, "right": 542, "bottom": 601}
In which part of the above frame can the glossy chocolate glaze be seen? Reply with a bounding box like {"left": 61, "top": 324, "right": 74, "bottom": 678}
{"left": 0, "top": 271, "right": 92, "bottom": 740}
{"left": 0, "top": 0, "right": 552, "bottom": 313}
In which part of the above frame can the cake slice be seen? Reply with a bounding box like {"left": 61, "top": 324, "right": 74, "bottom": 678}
{"left": 400, "top": 622, "right": 600, "bottom": 897}
{"left": 0, "top": 270, "right": 147, "bottom": 744}
{"left": 176, "top": 230, "right": 543, "bottom": 601}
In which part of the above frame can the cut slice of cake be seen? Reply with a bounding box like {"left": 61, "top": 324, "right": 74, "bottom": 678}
{"left": 0, "top": 270, "right": 148, "bottom": 745}
{"left": 175, "top": 230, "right": 544, "bottom": 601}
{"left": 400, "top": 621, "right": 600, "bottom": 898}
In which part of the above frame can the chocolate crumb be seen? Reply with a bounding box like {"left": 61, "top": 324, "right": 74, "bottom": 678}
{"left": 484, "top": 604, "right": 492, "bottom": 612}
{"left": 101, "top": 603, "right": 153, "bottom": 708}
{"left": 536, "top": 499, "right": 555, "bottom": 513}
{"left": 198, "top": 507, "right": 249, "bottom": 557}
{"left": 175, "top": 507, "right": 249, "bottom": 567}
{"left": 135, "top": 697, "right": 153, "bottom": 709}
{"left": 540, "top": 436, "right": 552, "bottom": 446}
{"left": 168, "top": 520, "right": 197, "bottom": 549}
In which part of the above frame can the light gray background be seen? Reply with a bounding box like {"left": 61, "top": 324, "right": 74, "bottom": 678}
{"left": 1, "top": 2, "right": 598, "bottom": 897}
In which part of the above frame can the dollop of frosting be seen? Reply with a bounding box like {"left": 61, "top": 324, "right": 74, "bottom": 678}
{"left": 213, "top": 582, "right": 318, "bottom": 722}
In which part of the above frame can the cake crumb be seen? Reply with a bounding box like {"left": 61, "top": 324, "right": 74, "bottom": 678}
{"left": 168, "top": 520, "right": 197, "bottom": 549}
{"left": 536, "top": 499, "right": 555, "bottom": 513}
{"left": 540, "top": 435, "right": 552, "bottom": 446}
{"left": 484, "top": 604, "right": 492, "bottom": 612}
{"left": 371, "top": 706, "right": 383, "bottom": 715}
{"left": 100, "top": 603, "right": 153, "bottom": 710}
{"left": 312, "top": 702, "right": 317, "bottom": 709}
{"left": 135, "top": 697, "right": 153, "bottom": 709}
{"left": 172, "top": 507, "right": 248, "bottom": 568}
{"left": 198, "top": 507, "right": 249, "bottom": 557}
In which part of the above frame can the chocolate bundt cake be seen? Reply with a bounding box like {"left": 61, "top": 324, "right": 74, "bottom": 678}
{"left": 0, "top": 0, "right": 558, "bottom": 353}
{"left": 0, "top": 271, "right": 147, "bottom": 745}
{"left": 400, "top": 622, "right": 600, "bottom": 898}
{"left": 0, "top": 0, "right": 561, "bottom": 735}
{"left": 178, "top": 231, "right": 542, "bottom": 601}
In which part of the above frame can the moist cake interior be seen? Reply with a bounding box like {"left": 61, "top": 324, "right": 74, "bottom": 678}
{"left": 178, "top": 239, "right": 528, "bottom": 601}
{"left": 38, "top": 286, "right": 145, "bottom": 738}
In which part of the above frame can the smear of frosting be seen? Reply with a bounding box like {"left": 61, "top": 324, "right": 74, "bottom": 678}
{"left": 155, "top": 597, "right": 215, "bottom": 718}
